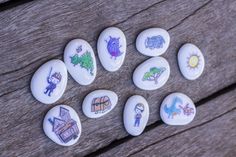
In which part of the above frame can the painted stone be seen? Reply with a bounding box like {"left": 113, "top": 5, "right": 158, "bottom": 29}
{"left": 31, "top": 59, "right": 67, "bottom": 104}
{"left": 160, "top": 93, "right": 196, "bottom": 125}
{"left": 133, "top": 57, "right": 170, "bottom": 90}
{"left": 64, "top": 39, "right": 97, "bottom": 85}
{"left": 123, "top": 95, "right": 149, "bottom": 136}
{"left": 136, "top": 28, "right": 170, "bottom": 56}
{"left": 82, "top": 90, "right": 118, "bottom": 118}
{"left": 43, "top": 105, "right": 82, "bottom": 146}
{"left": 97, "top": 27, "right": 127, "bottom": 72}
{"left": 178, "top": 43, "right": 205, "bottom": 80}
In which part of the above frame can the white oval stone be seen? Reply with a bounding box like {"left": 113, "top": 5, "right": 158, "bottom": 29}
{"left": 133, "top": 57, "right": 170, "bottom": 90}
{"left": 97, "top": 27, "right": 127, "bottom": 72}
{"left": 64, "top": 39, "right": 97, "bottom": 85}
{"left": 178, "top": 43, "right": 205, "bottom": 80}
{"left": 43, "top": 105, "right": 82, "bottom": 146}
{"left": 160, "top": 93, "right": 196, "bottom": 125}
{"left": 136, "top": 28, "right": 170, "bottom": 56}
{"left": 82, "top": 90, "right": 118, "bottom": 118}
{"left": 31, "top": 59, "right": 67, "bottom": 104}
{"left": 123, "top": 95, "right": 149, "bottom": 136}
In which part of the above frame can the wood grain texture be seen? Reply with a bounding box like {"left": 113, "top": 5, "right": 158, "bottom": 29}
{"left": 133, "top": 110, "right": 236, "bottom": 157}
{"left": 0, "top": 0, "right": 10, "bottom": 4}
{"left": 0, "top": 0, "right": 8, "bottom": 3}
{"left": 132, "top": 110, "right": 236, "bottom": 157}
{"left": 0, "top": 0, "right": 236, "bottom": 156}
{"left": 97, "top": 88, "right": 236, "bottom": 157}
{"left": 0, "top": 0, "right": 33, "bottom": 11}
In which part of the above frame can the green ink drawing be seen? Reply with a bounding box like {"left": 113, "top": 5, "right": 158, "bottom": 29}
{"left": 142, "top": 67, "right": 166, "bottom": 84}
{"left": 70, "top": 54, "right": 80, "bottom": 65}
{"left": 70, "top": 51, "right": 94, "bottom": 75}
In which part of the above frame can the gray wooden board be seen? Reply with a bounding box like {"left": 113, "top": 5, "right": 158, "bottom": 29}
{"left": 132, "top": 108, "right": 236, "bottom": 157}
{"left": 98, "top": 88, "right": 236, "bottom": 157}
{"left": 134, "top": 110, "right": 236, "bottom": 157}
{"left": 0, "top": 0, "right": 9, "bottom": 3}
{"left": 0, "top": 0, "right": 236, "bottom": 156}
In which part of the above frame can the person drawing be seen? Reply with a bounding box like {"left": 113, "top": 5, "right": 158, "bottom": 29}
{"left": 134, "top": 103, "right": 144, "bottom": 127}
{"left": 44, "top": 67, "right": 62, "bottom": 97}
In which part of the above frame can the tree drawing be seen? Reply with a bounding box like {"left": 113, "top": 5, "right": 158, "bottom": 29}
{"left": 70, "top": 51, "right": 94, "bottom": 75}
{"left": 142, "top": 67, "right": 166, "bottom": 84}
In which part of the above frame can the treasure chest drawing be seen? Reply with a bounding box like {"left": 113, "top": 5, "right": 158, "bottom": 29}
{"left": 91, "top": 96, "right": 112, "bottom": 114}
{"left": 48, "top": 107, "right": 79, "bottom": 143}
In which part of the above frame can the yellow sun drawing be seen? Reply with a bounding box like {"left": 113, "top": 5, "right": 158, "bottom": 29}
{"left": 187, "top": 53, "right": 200, "bottom": 69}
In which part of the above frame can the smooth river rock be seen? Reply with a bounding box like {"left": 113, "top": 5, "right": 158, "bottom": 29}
{"left": 133, "top": 57, "right": 170, "bottom": 90}
{"left": 31, "top": 59, "right": 67, "bottom": 104}
{"left": 82, "top": 90, "right": 118, "bottom": 118}
{"left": 136, "top": 28, "right": 170, "bottom": 56}
{"left": 97, "top": 27, "right": 127, "bottom": 72}
{"left": 178, "top": 43, "right": 205, "bottom": 80}
{"left": 43, "top": 105, "right": 82, "bottom": 146}
{"left": 160, "top": 92, "right": 196, "bottom": 125}
{"left": 123, "top": 95, "right": 149, "bottom": 136}
{"left": 64, "top": 39, "right": 97, "bottom": 85}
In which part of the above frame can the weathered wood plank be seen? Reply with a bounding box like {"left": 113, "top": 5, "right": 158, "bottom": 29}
{"left": 132, "top": 109, "right": 236, "bottom": 157}
{"left": 134, "top": 111, "right": 236, "bottom": 156}
{"left": 97, "top": 88, "right": 236, "bottom": 157}
{"left": 0, "top": 0, "right": 33, "bottom": 11}
{"left": 0, "top": 0, "right": 9, "bottom": 3}
{"left": 0, "top": 0, "right": 165, "bottom": 96}
{"left": 0, "top": 0, "right": 236, "bottom": 157}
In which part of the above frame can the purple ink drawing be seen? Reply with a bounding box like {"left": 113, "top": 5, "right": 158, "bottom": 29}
{"left": 134, "top": 103, "right": 144, "bottom": 127}
{"left": 105, "top": 36, "right": 123, "bottom": 59}
{"left": 76, "top": 45, "right": 82, "bottom": 53}
{"left": 48, "top": 107, "right": 79, "bottom": 143}
{"left": 44, "top": 67, "right": 62, "bottom": 97}
{"left": 179, "top": 103, "right": 194, "bottom": 116}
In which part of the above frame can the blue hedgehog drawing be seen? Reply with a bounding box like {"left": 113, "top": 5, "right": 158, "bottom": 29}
{"left": 145, "top": 35, "right": 165, "bottom": 50}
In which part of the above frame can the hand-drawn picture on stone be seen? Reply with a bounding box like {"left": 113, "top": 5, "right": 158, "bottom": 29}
{"left": 179, "top": 103, "right": 194, "bottom": 116}
{"left": 187, "top": 53, "right": 200, "bottom": 70}
{"left": 105, "top": 36, "right": 123, "bottom": 59}
{"left": 91, "top": 96, "right": 112, "bottom": 114}
{"left": 143, "top": 67, "right": 166, "bottom": 84}
{"left": 70, "top": 45, "right": 94, "bottom": 75}
{"left": 44, "top": 67, "right": 62, "bottom": 97}
{"left": 76, "top": 45, "right": 82, "bottom": 53}
{"left": 164, "top": 97, "right": 182, "bottom": 119}
{"left": 48, "top": 107, "right": 79, "bottom": 143}
{"left": 134, "top": 103, "right": 144, "bottom": 127}
{"left": 145, "top": 35, "right": 165, "bottom": 50}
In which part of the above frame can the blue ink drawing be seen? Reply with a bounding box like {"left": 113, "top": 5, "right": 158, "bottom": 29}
{"left": 48, "top": 107, "right": 79, "bottom": 143}
{"left": 76, "top": 45, "right": 82, "bottom": 53}
{"left": 145, "top": 35, "right": 165, "bottom": 50}
{"left": 44, "top": 67, "right": 62, "bottom": 97}
{"left": 164, "top": 97, "right": 182, "bottom": 119}
{"left": 105, "top": 36, "right": 123, "bottom": 59}
{"left": 134, "top": 103, "right": 144, "bottom": 127}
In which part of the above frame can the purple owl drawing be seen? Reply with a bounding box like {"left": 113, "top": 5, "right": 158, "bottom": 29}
{"left": 105, "top": 36, "right": 123, "bottom": 59}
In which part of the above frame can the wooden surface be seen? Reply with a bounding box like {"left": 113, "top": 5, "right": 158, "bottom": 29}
{"left": 0, "top": 0, "right": 235, "bottom": 157}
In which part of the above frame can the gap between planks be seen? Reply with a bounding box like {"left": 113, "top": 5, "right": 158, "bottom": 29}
{"left": 84, "top": 82, "right": 236, "bottom": 157}
{"left": 0, "top": 0, "right": 33, "bottom": 12}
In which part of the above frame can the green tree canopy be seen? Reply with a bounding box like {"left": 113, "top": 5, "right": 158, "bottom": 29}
{"left": 143, "top": 67, "right": 166, "bottom": 84}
